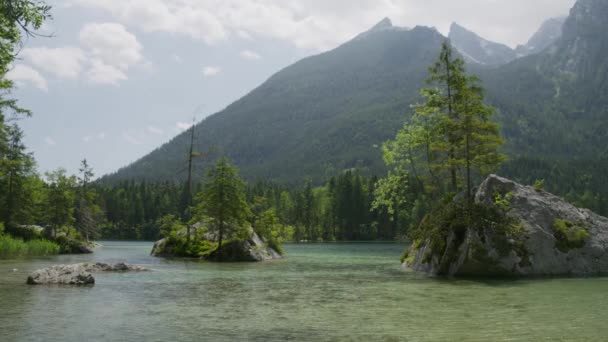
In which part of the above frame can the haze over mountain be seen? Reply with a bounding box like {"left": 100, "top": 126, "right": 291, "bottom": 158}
{"left": 449, "top": 16, "right": 567, "bottom": 66}
{"left": 448, "top": 23, "right": 517, "bottom": 66}
{"left": 102, "top": 0, "right": 604, "bottom": 184}
{"left": 515, "top": 17, "right": 566, "bottom": 56}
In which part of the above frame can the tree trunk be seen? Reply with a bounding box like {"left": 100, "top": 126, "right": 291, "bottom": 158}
{"left": 445, "top": 51, "right": 458, "bottom": 193}
{"left": 217, "top": 221, "right": 224, "bottom": 261}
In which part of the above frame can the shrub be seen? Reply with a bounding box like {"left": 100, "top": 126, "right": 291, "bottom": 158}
{"left": 493, "top": 191, "right": 513, "bottom": 212}
{"left": 553, "top": 219, "right": 590, "bottom": 252}
{"left": 0, "top": 234, "right": 60, "bottom": 258}
{"left": 533, "top": 179, "right": 545, "bottom": 192}
{"left": 267, "top": 238, "right": 285, "bottom": 256}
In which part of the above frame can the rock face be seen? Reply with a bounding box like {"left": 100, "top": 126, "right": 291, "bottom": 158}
{"left": 206, "top": 230, "right": 283, "bottom": 262}
{"left": 26, "top": 263, "right": 148, "bottom": 285}
{"left": 405, "top": 175, "right": 608, "bottom": 277}
{"left": 151, "top": 226, "right": 283, "bottom": 262}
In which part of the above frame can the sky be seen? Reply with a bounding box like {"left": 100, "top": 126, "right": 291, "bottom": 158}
{"left": 6, "top": 0, "right": 576, "bottom": 178}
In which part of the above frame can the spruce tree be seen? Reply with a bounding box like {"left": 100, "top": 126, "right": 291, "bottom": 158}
{"left": 194, "top": 158, "right": 251, "bottom": 257}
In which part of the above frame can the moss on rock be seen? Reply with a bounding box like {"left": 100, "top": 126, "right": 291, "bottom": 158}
{"left": 553, "top": 219, "right": 590, "bottom": 252}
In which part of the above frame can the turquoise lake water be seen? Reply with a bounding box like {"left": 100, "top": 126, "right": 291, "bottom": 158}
{"left": 1, "top": 242, "right": 607, "bottom": 341}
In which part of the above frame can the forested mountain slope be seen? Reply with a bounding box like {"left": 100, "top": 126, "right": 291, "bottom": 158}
{"left": 482, "top": 0, "right": 608, "bottom": 159}
{"left": 103, "top": 21, "right": 445, "bottom": 183}
{"left": 102, "top": 0, "right": 608, "bottom": 186}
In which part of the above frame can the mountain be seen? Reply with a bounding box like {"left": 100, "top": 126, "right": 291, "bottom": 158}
{"left": 448, "top": 23, "right": 517, "bottom": 66}
{"left": 480, "top": 0, "right": 608, "bottom": 158}
{"left": 103, "top": 20, "right": 445, "bottom": 183}
{"left": 516, "top": 17, "right": 566, "bottom": 56}
{"left": 102, "top": 0, "right": 607, "bottom": 185}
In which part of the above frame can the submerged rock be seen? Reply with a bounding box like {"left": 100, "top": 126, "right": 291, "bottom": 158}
{"left": 82, "top": 262, "right": 148, "bottom": 272}
{"left": 405, "top": 175, "right": 608, "bottom": 277}
{"left": 151, "top": 226, "right": 283, "bottom": 262}
{"left": 26, "top": 262, "right": 148, "bottom": 285}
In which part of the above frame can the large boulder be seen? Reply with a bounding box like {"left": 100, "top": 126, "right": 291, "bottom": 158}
{"left": 405, "top": 175, "right": 608, "bottom": 277}
{"left": 26, "top": 262, "right": 148, "bottom": 285}
{"left": 151, "top": 226, "right": 283, "bottom": 262}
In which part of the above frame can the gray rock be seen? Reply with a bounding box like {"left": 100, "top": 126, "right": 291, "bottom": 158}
{"left": 82, "top": 262, "right": 148, "bottom": 272}
{"left": 405, "top": 175, "right": 608, "bottom": 277}
{"left": 26, "top": 262, "right": 148, "bottom": 285}
{"left": 26, "top": 264, "right": 95, "bottom": 285}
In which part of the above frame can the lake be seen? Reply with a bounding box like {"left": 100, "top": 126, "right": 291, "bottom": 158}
{"left": 1, "top": 242, "right": 607, "bottom": 341}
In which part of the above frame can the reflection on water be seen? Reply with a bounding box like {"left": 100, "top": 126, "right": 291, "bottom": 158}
{"left": 1, "top": 242, "right": 607, "bottom": 341}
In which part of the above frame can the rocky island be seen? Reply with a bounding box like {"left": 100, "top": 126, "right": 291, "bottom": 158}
{"left": 404, "top": 175, "right": 608, "bottom": 277}
{"left": 151, "top": 224, "right": 283, "bottom": 262}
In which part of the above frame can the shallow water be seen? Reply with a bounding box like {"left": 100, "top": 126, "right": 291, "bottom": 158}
{"left": 1, "top": 242, "right": 607, "bottom": 341}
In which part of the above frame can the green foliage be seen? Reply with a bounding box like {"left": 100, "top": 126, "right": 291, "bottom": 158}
{"left": 493, "top": 191, "right": 513, "bottom": 212}
{"left": 254, "top": 209, "right": 286, "bottom": 255}
{"left": 378, "top": 41, "right": 504, "bottom": 238}
{"left": 408, "top": 196, "right": 523, "bottom": 273}
{"left": 553, "top": 219, "right": 590, "bottom": 252}
{"left": 194, "top": 158, "right": 252, "bottom": 253}
{"left": 533, "top": 179, "right": 545, "bottom": 192}
{"left": 157, "top": 214, "right": 185, "bottom": 239}
{"left": 44, "top": 168, "right": 77, "bottom": 237}
{"left": 0, "top": 234, "right": 59, "bottom": 258}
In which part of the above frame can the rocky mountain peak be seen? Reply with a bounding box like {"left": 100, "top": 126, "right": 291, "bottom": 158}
{"left": 562, "top": 0, "right": 608, "bottom": 41}
{"left": 516, "top": 17, "right": 565, "bottom": 56}
{"left": 448, "top": 22, "right": 517, "bottom": 66}
{"left": 369, "top": 17, "right": 393, "bottom": 31}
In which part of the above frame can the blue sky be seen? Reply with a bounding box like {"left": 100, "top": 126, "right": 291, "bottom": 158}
{"left": 7, "top": 0, "right": 575, "bottom": 178}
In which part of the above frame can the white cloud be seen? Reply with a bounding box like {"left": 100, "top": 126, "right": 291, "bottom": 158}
{"left": 240, "top": 50, "right": 261, "bottom": 60}
{"left": 202, "top": 66, "right": 221, "bottom": 77}
{"left": 79, "top": 22, "right": 143, "bottom": 70}
{"left": 21, "top": 47, "right": 86, "bottom": 79}
{"left": 83, "top": 135, "right": 92, "bottom": 143}
{"left": 172, "top": 54, "right": 182, "bottom": 63}
{"left": 147, "top": 125, "right": 164, "bottom": 135}
{"left": 236, "top": 30, "right": 252, "bottom": 40}
{"left": 122, "top": 132, "right": 142, "bottom": 145}
{"left": 6, "top": 64, "right": 48, "bottom": 91}
{"left": 79, "top": 22, "right": 143, "bottom": 84}
{"left": 67, "top": 0, "right": 576, "bottom": 50}
{"left": 97, "top": 132, "right": 106, "bottom": 140}
{"left": 15, "top": 22, "right": 144, "bottom": 87}
{"left": 45, "top": 137, "right": 57, "bottom": 146}
{"left": 176, "top": 121, "right": 193, "bottom": 131}
{"left": 86, "top": 59, "right": 128, "bottom": 85}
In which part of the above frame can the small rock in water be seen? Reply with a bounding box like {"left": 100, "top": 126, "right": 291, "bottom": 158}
{"left": 26, "top": 262, "right": 148, "bottom": 286}
{"left": 12, "top": 268, "right": 18, "bottom": 272}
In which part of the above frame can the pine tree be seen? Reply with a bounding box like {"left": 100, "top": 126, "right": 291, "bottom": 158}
{"left": 455, "top": 76, "right": 505, "bottom": 202}
{"left": 1, "top": 124, "right": 35, "bottom": 226}
{"left": 376, "top": 40, "right": 504, "bottom": 229}
{"left": 45, "top": 169, "right": 77, "bottom": 238}
{"left": 75, "top": 159, "right": 99, "bottom": 241}
{"left": 194, "top": 158, "right": 251, "bottom": 258}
